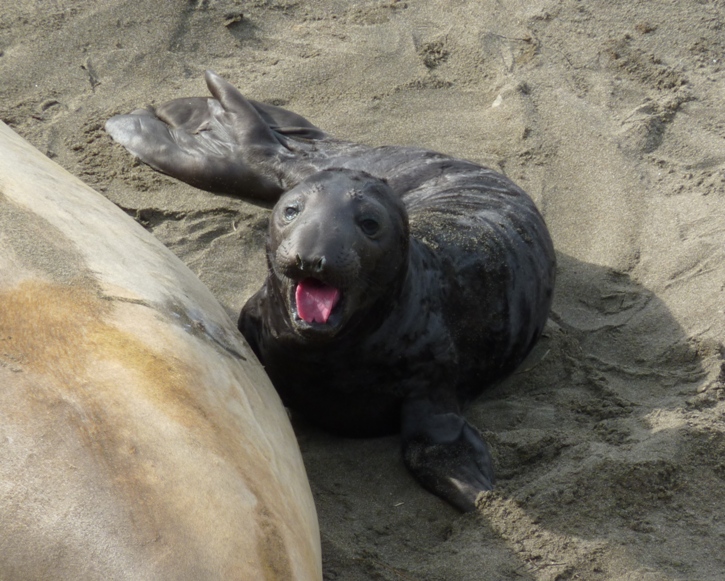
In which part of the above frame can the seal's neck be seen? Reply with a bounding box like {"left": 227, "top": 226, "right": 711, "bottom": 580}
{"left": 335, "top": 239, "right": 439, "bottom": 347}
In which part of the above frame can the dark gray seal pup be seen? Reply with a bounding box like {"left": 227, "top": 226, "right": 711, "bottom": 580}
{"left": 106, "top": 71, "right": 556, "bottom": 512}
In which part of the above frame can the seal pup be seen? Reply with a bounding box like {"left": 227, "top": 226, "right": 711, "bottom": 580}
{"left": 107, "top": 71, "right": 556, "bottom": 512}
{"left": 0, "top": 120, "right": 320, "bottom": 579}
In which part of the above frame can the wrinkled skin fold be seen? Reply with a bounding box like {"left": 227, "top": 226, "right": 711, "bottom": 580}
{"left": 106, "top": 71, "right": 556, "bottom": 512}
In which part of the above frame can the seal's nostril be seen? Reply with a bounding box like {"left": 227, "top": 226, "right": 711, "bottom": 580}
{"left": 296, "top": 254, "right": 325, "bottom": 273}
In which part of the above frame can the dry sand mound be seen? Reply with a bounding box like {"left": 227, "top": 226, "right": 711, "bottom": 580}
{"left": 2, "top": 1, "right": 724, "bottom": 579}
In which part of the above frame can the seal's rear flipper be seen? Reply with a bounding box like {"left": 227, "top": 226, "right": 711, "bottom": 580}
{"left": 105, "top": 106, "right": 282, "bottom": 198}
{"left": 105, "top": 71, "right": 326, "bottom": 201}
{"left": 401, "top": 398, "right": 495, "bottom": 512}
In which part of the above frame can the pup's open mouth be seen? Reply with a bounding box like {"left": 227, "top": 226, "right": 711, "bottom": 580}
{"left": 295, "top": 278, "right": 341, "bottom": 324}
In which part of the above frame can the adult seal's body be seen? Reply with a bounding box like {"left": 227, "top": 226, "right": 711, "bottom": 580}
{"left": 107, "top": 71, "right": 556, "bottom": 512}
{"left": 0, "top": 120, "right": 320, "bottom": 580}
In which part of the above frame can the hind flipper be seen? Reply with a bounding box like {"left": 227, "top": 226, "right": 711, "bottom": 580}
{"left": 106, "top": 71, "right": 325, "bottom": 201}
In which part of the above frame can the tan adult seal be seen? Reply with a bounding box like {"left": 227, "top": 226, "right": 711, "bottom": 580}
{"left": 0, "top": 121, "right": 320, "bottom": 580}
{"left": 107, "top": 72, "right": 556, "bottom": 512}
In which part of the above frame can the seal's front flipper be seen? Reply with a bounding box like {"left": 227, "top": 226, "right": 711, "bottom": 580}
{"left": 105, "top": 71, "right": 324, "bottom": 201}
{"left": 401, "top": 398, "right": 495, "bottom": 512}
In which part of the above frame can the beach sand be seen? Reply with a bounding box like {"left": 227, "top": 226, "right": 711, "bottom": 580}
{"left": 2, "top": 0, "right": 724, "bottom": 578}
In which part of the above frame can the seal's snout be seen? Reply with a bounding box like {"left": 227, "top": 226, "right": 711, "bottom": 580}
{"left": 295, "top": 278, "right": 341, "bottom": 324}
{"left": 295, "top": 253, "right": 326, "bottom": 274}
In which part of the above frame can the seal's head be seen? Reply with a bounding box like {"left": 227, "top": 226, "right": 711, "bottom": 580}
{"left": 267, "top": 169, "right": 409, "bottom": 340}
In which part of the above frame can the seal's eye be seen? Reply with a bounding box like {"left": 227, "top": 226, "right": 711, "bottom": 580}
{"left": 283, "top": 205, "right": 300, "bottom": 222}
{"left": 359, "top": 218, "right": 380, "bottom": 237}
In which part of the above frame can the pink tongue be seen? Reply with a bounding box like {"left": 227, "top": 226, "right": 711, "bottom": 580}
{"left": 295, "top": 279, "right": 341, "bottom": 324}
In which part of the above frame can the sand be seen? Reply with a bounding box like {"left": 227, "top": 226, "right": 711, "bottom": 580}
{"left": 2, "top": 0, "right": 724, "bottom": 579}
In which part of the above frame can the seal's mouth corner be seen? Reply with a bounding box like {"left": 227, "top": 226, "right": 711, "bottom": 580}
{"left": 294, "top": 278, "right": 341, "bottom": 325}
